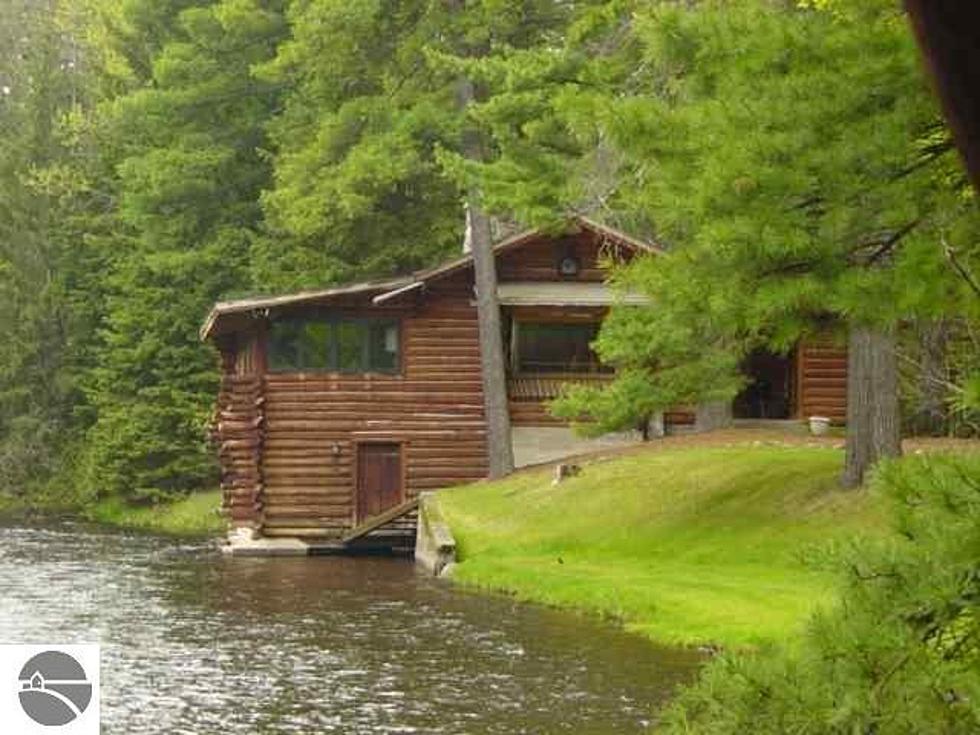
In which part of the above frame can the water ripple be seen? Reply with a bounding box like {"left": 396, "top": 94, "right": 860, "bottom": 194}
{"left": 0, "top": 523, "right": 701, "bottom": 733}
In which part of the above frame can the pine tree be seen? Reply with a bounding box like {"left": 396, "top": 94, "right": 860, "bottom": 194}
{"left": 0, "top": 0, "right": 105, "bottom": 498}
{"left": 77, "top": 0, "right": 286, "bottom": 502}
{"left": 253, "top": 0, "right": 465, "bottom": 291}
{"left": 484, "top": 0, "right": 979, "bottom": 484}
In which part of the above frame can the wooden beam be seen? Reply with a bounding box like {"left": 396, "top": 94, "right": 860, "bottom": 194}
{"left": 340, "top": 498, "right": 420, "bottom": 545}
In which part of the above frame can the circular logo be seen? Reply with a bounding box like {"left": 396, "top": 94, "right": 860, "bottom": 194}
{"left": 18, "top": 651, "right": 93, "bottom": 726}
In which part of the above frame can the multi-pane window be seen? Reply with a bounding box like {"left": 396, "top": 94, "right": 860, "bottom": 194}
{"left": 268, "top": 317, "right": 400, "bottom": 374}
{"left": 513, "top": 322, "right": 608, "bottom": 374}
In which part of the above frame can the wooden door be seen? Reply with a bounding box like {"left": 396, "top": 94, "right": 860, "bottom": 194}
{"left": 356, "top": 443, "right": 403, "bottom": 522}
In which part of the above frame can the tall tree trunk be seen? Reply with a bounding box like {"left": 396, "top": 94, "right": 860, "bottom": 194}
{"left": 458, "top": 78, "right": 514, "bottom": 479}
{"left": 841, "top": 324, "right": 902, "bottom": 488}
{"left": 911, "top": 319, "right": 949, "bottom": 436}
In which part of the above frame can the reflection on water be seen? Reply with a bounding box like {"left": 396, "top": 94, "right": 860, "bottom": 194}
{"left": 0, "top": 523, "right": 701, "bottom": 733}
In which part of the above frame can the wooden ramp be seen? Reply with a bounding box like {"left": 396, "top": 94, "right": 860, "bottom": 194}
{"left": 340, "top": 498, "right": 420, "bottom": 546}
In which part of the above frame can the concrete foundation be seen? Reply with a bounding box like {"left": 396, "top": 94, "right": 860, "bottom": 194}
{"left": 221, "top": 535, "right": 317, "bottom": 557}
{"left": 511, "top": 426, "right": 641, "bottom": 468}
{"left": 415, "top": 492, "right": 457, "bottom": 576}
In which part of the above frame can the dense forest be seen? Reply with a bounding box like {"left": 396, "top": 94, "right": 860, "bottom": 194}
{"left": 1, "top": 0, "right": 978, "bottom": 507}
{"left": 4, "top": 2, "right": 980, "bottom": 731}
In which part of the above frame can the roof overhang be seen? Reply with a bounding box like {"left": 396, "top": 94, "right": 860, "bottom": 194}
{"left": 496, "top": 282, "right": 649, "bottom": 307}
{"left": 200, "top": 277, "right": 411, "bottom": 341}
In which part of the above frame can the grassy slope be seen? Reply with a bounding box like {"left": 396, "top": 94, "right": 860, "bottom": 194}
{"left": 438, "top": 444, "right": 884, "bottom": 649}
{"left": 85, "top": 489, "right": 225, "bottom": 537}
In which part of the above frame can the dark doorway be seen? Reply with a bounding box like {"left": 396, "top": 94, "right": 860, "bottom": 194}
{"left": 356, "top": 443, "right": 403, "bottom": 522}
{"left": 733, "top": 349, "right": 795, "bottom": 419}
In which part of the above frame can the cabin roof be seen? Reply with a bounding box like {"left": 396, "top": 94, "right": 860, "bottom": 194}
{"left": 201, "top": 216, "right": 660, "bottom": 340}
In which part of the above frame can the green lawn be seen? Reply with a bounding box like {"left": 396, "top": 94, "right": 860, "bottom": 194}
{"left": 437, "top": 444, "right": 885, "bottom": 649}
{"left": 87, "top": 489, "right": 226, "bottom": 537}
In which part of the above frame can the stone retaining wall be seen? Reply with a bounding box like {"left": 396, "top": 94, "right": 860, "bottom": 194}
{"left": 415, "top": 492, "right": 457, "bottom": 576}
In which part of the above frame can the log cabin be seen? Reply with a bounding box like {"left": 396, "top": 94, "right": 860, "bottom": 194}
{"left": 201, "top": 217, "right": 847, "bottom": 548}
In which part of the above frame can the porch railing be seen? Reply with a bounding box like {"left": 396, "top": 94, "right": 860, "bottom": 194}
{"left": 507, "top": 373, "right": 614, "bottom": 401}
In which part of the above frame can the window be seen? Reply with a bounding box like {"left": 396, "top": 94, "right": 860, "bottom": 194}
{"left": 513, "top": 322, "right": 608, "bottom": 374}
{"left": 268, "top": 317, "right": 400, "bottom": 374}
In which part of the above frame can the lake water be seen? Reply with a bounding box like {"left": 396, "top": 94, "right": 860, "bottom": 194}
{"left": 0, "top": 523, "right": 702, "bottom": 733}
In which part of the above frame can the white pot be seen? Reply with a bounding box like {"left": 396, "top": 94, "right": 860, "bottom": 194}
{"left": 809, "top": 416, "right": 831, "bottom": 436}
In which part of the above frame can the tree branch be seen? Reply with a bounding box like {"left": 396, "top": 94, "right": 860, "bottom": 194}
{"left": 942, "top": 235, "right": 980, "bottom": 300}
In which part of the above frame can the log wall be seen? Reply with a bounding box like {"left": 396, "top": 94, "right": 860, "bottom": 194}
{"left": 797, "top": 335, "right": 848, "bottom": 423}
{"left": 213, "top": 375, "right": 266, "bottom": 528}
{"left": 498, "top": 235, "right": 603, "bottom": 282}
{"left": 214, "top": 274, "right": 489, "bottom": 537}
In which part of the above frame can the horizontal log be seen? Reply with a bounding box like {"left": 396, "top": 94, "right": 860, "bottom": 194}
{"left": 219, "top": 391, "right": 263, "bottom": 403}
{"left": 218, "top": 409, "right": 260, "bottom": 422}
{"left": 407, "top": 320, "right": 477, "bottom": 329}
{"left": 263, "top": 507, "right": 353, "bottom": 520}
{"left": 347, "top": 430, "right": 487, "bottom": 439}
{"left": 224, "top": 491, "right": 262, "bottom": 505}
{"left": 266, "top": 392, "right": 484, "bottom": 406}
{"left": 263, "top": 394, "right": 484, "bottom": 408}
{"left": 221, "top": 375, "right": 262, "bottom": 386}
{"left": 408, "top": 477, "right": 486, "bottom": 488}
{"left": 222, "top": 463, "right": 262, "bottom": 483}
{"left": 263, "top": 472, "right": 352, "bottom": 485}
{"left": 221, "top": 448, "right": 261, "bottom": 460}
{"left": 265, "top": 422, "right": 487, "bottom": 435}
{"left": 263, "top": 515, "right": 352, "bottom": 527}
{"left": 802, "top": 376, "right": 846, "bottom": 386}
{"left": 264, "top": 434, "right": 361, "bottom": 445}
{"left": 262, "top": 456, "right": 352, "bottom": 468}
{"left": 406, "top": 342, "right": 481, "bottom": 353}
{"left": 407, "top": 447, "right": 487, "bottom": 459}
{"left": 261, "top": 527, "right": 346, "bottom": 538}
{"left": 222, "top": 474, "right": 261, "bottom": 486}
{"left": 802, "top": 358, "right": 847, "bottom": 369}
{"left": 261, "top": 454, "right": 348, "bottom": 464}
{"left": 221, "top": 437, "right": 261, "bottom": 450}
{"left": 802, "top": 405, "right": 847, "bottom": 414}
{"left": 406, "top": 463, "right": 489, "bottom": 474}
{"left": 262, "top": 492, "right": 353, "bottom": 504}
{"left": 802, "top": 389, "right": 847, "bottom": 399}
{"left": 802, "top": 346, "right": 846, "bottom": 355}
{"left": 263, "top": 407, "right": 484, "bottom": 421}
{"left": 262, "top": 483, "right": 351, "bottom": 495}
{"left": 220, "top": 455, "right": 261, "bottom": 468}
{"left": 410, "top": 479, "right": 482, "bottom": 490}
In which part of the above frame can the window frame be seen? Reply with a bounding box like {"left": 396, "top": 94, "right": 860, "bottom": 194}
{"left": 509, "top": 319, "right": 609, "bottom": 376}
{"left": 266, "top": 315, "right": 403, "bottom": 376}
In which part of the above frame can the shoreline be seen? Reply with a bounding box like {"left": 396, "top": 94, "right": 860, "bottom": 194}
{"left": 0, "top": 489, "right": 225, "bottom": 538}
{"left": 434, "top": 441, "right": 889, "bottom": 650}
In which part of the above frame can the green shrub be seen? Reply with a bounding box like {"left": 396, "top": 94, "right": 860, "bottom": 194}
{"left": 663, "top": 453, "right": 980, "bottom": 734}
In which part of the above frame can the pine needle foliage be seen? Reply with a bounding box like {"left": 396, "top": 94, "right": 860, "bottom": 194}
{"left": 664, "top": 453, "right": 980, "bottom": 734}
